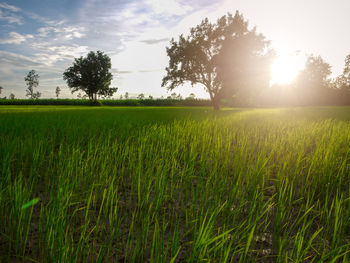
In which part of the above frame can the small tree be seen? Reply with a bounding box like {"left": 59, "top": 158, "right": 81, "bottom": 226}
{"left": 125, "top": 92, "right": 129, "bottom": 99}
{"left": 148, "top": 95, "right": 153, "bottom": 100}
{"left": 25, "top": 70, "right": 41, "bottom": 99}
{"left": 55, "top": 86, "right": 61, "bottom": 98}
{"left": 188, "top": 93, "right": 195, "bottom": 99}
{"left": 9, "top": 93, "right": 15, "bottom": 99}
{"left": 137, "top": 93, "right": 145, "bottom": 100}
{"left": 0, "top": 86, "right": 3, "bottom": 95}
{"left": 63, "top": 51, "right": 115, "bottom": 101}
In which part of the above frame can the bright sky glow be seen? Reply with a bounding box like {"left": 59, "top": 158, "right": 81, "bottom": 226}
{"left": 0, "top": 0, "right": 349, "bottom": 99}
{"left": 270, "top": 53, "right": 306, "bottom": 86}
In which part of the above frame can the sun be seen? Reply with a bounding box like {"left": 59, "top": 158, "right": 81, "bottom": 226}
{"left": 270, "top": 53, "right": 305, "bottom": 86}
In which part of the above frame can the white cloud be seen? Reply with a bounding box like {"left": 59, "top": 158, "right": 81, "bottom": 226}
{"left": 0, "top": 0, "right": 232, "bottom": 98}
{"left": 37, "top": 25, "right": 86, "bottom": 39}
{"left": 146, "top": 0, "right": 192, "bottom": 16}
{"left": 32, "top": 44, "right": 89, "bottom": 66}
{"left": 37, "top": 27, "right": 51, "bottom": 37}
{"left": 111, "top": 40, "right": 168, "bottom": 72}
{"left": 0, "top": 50, "right": 40, "bottom": 68}
{"left": 0, "top": 32, "right": 33, "bottom": 44}
{"left": 0, "top": 3, "right": 20, "bottom": 12}
{"left": 0, "top": 7, "right": 23, "bottom": 24}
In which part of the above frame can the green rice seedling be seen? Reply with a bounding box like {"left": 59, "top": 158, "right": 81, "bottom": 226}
{"left": 0, "top": 106, "right": 349, "bottom": 262}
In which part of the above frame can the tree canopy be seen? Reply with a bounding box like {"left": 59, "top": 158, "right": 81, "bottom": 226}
{"left": 338, "top": 54, "right": 350, "bottom": 92}
{"left": 294, "top": 55, "right": 331, "bottom": 89}
{"left": 162, "top": 11, "right": 272, "bottom": 109}
{"left": 293, "top": 55, "right": 332, "bottom": 105}
{"left": 63, "top": 51, "right": 116, "bottom": 101}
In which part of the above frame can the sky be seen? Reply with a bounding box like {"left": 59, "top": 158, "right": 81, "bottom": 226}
{"left": 0, "top": 0, "right": 349, "bottom": 99}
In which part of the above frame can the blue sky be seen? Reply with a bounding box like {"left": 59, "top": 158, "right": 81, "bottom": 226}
{"left": 0, "top": 0, "right": 349, "bottom": 98}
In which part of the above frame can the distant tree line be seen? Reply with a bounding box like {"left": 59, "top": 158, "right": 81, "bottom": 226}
{"left": 0, "top": 98, "right": 212, "bottom": 107}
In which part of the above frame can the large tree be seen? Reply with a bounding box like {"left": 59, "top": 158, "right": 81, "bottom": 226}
{"left": 25, "top": 70, "right": 41, "bottom": 99}
{"left": 162, "top": 11, "right": 272, "bottom": 109}
{"left": 63, "top": 51, "right": 116, "bottom": 101}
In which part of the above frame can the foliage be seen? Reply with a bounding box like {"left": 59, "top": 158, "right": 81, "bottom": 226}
{"left": 333, "top": 55, "right": 350, "bottom": 92}
{"left": 295, "top": 55, "right": 331, "bottom": 89}
{"left": 89, "top": 99, "right": 103, "bottom": 106}
{"left": 215, "top": 25, "right": 274, "bottom": 106}
{"left": 0, "top": 99, "right": 93, "bottom": 106}
{"left": 343, "top": 54, "right": 350, "bottom": 82}
{"left": 25, "top": 70, "right": 41, "bottom": 99}
{"left": 9, "top": 93, "right": 15, "bottom": 99}
{"left": 292, "top": 55, "right": 332, "bottom": 105}
{"left": 0, "top": 107, "right": 350, "bottom": 262}
{"left": 63, "top": 51, "right": 115, "bottom": 101}
{"left": 162, "top": 11, "right": 272, "bottom": 110}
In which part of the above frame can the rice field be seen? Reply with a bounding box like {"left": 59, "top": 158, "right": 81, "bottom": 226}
{"left": 0, "top": 106, "right": 349, "bottom": 262}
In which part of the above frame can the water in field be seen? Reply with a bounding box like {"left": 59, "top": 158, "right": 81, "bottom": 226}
{"left": 0, "top": 106, "right": 349, "bottom": 262}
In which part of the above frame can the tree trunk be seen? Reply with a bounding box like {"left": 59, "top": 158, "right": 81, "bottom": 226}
{"left": 212, "top": 96, "right": 220, "bottom": 110}
{"left": 208, "top": 87, "right": 220, "bottom": 110}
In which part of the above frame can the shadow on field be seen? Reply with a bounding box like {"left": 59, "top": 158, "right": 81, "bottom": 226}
{"left": 0, "top": 107, "right": 246, "bottom": 140}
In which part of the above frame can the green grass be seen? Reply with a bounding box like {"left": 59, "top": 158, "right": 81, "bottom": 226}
{"left": 0, "top": 106, "right": 349, "bottom": 262}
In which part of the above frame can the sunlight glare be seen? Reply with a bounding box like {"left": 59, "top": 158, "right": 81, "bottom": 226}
{"left": 270, "top": 53, "right": 305, "bottom": 86}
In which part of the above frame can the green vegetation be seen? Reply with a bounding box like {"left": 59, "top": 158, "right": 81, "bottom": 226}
{"left": 0, "top": 98, "right": 212, "bottom": 107}
{"left": 0, "top": 106, "right": 350, "bottom": 262}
